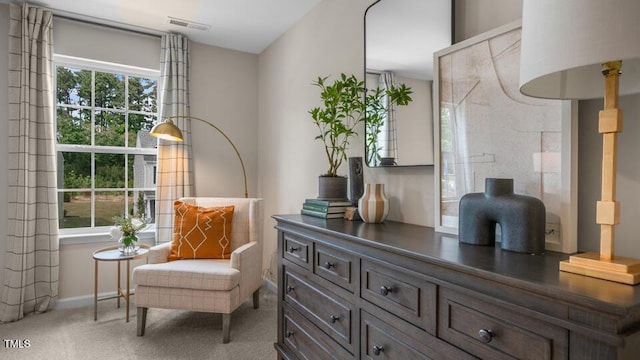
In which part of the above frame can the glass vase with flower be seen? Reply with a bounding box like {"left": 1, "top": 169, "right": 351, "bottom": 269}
{"left": 110, "top": 215, "right": 148, "bottom": 255}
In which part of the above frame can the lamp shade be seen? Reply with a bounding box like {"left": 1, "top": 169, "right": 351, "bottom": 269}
{"left": 519, "top": 0, "right": 640, "bottom": 99}
{"left": 149, "top": 119, "right": 184, "bottom": 141}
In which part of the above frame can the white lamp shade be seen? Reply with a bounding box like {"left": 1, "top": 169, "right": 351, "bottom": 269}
{"left": 519, "top": 0, "right": 640, "bottom": 99}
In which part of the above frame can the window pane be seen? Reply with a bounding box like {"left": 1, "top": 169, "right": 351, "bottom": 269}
{"left": 95, "top": 110, "right": 125, "bottom": 146}
{"left": 95, "top": 191, "right": 126, "bottom": 227}
{"left": 59, "top": 152, "right": 91, "bottom": 189}
{"left": 57, "top": 108, "right": 91, "bottom": 145}
{"left": 129, "top": 77, "right": 157, "bottom": 112}
{"left": 132, "top": 190, "right": 155, "bottom": 222}
{"left": 60, "top": 191, "right": 91, "bottom": 229}
{"left": 55, "top": 60, "right": 158, "bottom": 232}
{"left": 440, "top": 107, "right": 453, "bottom": 152}
{"left": 129, "top": 114, "right": 157, "bottom": 148}
{"left": 95, "top": 153, "right": 125, "bottom": 188}
{"left": 56, "top": 66, "right": 91, "bottom": 106}
{"left": 95, "top": 72, "right": 125, "bottom": 109}
{"left": 131, "top": 153, "right": 157, "bottom": 189}
{"left": 129, "top": 154, "right": 135, "bottom": 188}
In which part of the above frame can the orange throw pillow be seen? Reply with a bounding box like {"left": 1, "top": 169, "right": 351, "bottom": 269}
{"left": 168, "top": 201, "right": 235, "bottom": 261}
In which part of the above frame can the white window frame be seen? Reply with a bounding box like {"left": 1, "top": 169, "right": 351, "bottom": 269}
{"left": 54, "top": 55, "right": 161, "bottom": 244}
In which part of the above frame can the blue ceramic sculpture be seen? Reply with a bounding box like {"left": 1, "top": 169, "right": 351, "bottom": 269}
{"left": 458, "top": 178, "right": 546, "bottom": 254}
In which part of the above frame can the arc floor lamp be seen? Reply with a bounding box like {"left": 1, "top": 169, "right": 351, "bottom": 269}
{"left": 520, "top": 0, "right": 640, "bottom": 284}
{"left": 149, "top": 115, "right": 249, "bottom": 198}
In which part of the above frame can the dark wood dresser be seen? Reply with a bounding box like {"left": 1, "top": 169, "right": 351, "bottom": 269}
{"left": 273, "top": 214, "right": 640, "bottom": 360}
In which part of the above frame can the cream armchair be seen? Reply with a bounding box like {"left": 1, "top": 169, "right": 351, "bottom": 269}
{"left": 132, "top": 197, "right": 264, "bottom": 343}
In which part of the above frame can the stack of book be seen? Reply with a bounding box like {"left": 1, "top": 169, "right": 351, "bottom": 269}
{"left": 301, "top": 199, "right": 353, "bottom": 219}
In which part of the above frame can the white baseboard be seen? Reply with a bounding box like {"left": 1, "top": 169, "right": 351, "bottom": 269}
{"left": 54, "top": 295, "right": 91, "bottom": 310}
{"left": 55, "top": 291, "right": 123, "bottom": 310}
{"left": 262, "top": 277, "right": 277, "bottom": 294}
{"left": 56, "top": 279, "right": 277, "bottom": 310}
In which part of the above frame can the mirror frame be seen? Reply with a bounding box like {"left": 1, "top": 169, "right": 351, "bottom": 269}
{"left": 364, "top": 0, "right": 455, "bottom": 168}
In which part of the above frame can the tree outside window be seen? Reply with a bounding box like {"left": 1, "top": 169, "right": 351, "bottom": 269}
{"left": 56, "top": 60, "right": 159, "bottom": 231}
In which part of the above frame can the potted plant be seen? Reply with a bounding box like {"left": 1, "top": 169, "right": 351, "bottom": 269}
{"left": 309, "top": 73, "right": 413, "bottom": 199}
{"left": 310, "top": 74, "right": 367, "bottom": 200}
{"left": 364, "top": 84, "right": 413, "bottom": 166}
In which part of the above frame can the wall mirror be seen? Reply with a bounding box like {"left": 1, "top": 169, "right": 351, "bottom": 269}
{"left": 364, "top": 0, "right": 452, "bottom": 167}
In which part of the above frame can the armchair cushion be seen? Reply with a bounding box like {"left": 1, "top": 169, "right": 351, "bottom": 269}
{"left": 168, "top": 201, "right": 235, "bottom": 261}
{"left": 133, "top": 259, "right": 240, "bottom": 291}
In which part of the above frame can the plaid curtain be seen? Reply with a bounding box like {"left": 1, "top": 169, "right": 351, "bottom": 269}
{"left": 378, "top": 71, "right": 398, "bottom": 161}
{"left": 0, "top": 3, "right": 59, "bottom": 322}
{"left": 155, "top": 34, "right": 194, "bottom": 243}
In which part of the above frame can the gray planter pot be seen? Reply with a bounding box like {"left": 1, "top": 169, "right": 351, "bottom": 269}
{"left": 318, "top": 176, "right": 348, "bottom": 200}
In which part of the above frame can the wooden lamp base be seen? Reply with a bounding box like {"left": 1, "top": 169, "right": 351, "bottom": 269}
{"left": 560, "top": 62, "right": 640, "bottom": 286}
{"left": 560, "top": 252, "right": 640, "bottom": 285}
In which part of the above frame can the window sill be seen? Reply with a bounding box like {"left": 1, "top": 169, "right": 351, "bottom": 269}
{"left": 59, "top": 228, "right": 156, "bottom": 246}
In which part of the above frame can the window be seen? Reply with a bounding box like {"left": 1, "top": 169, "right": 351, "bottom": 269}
{"left": 55, "top": 55, "right": 160, "bottom": 234}
{"left": 440, "top": 105, "right": 457, "bottom": 200}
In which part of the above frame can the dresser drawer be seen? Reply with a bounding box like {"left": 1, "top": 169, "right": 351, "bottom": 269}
{"left": 361, "top": 310, "right": 477, "bottom": 360}
{"left": 438, "top": 288, "right": 568, "bottom": 360}
{"left": 361, "top": 259, "right": 436, "bottom": 334}
{"left": 284, "top": 268, "right": 356, "bottom": 353}
{"left": 314, "top": 243, "right": 356, "bottom": 293}
{"left": 283, "top": 304, "right": 353, "bottom": 360}
{"left": 283, "top": 232, "right": 312, "bottom": 271}
{"left": 361, "top": 310, "right": 432, "bottom": 360}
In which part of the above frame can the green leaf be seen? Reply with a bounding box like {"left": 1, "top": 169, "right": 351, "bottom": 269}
{"left": 309, "top": 73, "right": 370, "bottom": 173}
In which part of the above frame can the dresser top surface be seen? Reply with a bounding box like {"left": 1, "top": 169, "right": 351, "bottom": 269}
{"left": 274, "top": 214, "right": 640, "bottom": 314}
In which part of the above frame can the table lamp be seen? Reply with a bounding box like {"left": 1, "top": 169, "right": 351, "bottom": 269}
{"left": 519, "top": 0, "right": 640, "bottom": 285}
{"left": 150, "top": 115, "right": 248, "bottom": 198}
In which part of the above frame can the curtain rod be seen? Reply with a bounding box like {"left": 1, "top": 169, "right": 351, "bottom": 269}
{"left": 52, "top": 9, "right": 163, "bottom": 39}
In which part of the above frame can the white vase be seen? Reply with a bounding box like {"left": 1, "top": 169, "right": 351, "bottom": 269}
{"left": 358, "top": 183, "right": 389, "bottom": 223}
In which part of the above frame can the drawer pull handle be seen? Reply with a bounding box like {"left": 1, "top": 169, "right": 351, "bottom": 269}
{"left": 478, "top": 329, "right": 494, "bottom": 343}
{"left": 329, "top": 314, "right": 340, "bottom": 323}
{"left": 324, "top": 261, "right": 334, "bottom": 269}
{"left": 285, "top": 330, "right": 294, "bottom": 338}
{"left": 286, "top": 285, "right": 295, "bottom": 293}
{"left": 372, "top": 345, "right": 384, "bottom": 356}
{"left": 288, "top": 246, "right": 299, "bottom": 253}
{"left": 379, "top": 285, "right": 393, "bottom": 296}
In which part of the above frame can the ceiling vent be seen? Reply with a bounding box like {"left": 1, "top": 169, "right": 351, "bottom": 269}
{"left": 167, "top": 17, "right": 211, "bottom": 31}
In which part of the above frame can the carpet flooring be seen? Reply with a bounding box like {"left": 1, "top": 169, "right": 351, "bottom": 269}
{"left": 0, "top": 289, "right": 277, "bottom": 360}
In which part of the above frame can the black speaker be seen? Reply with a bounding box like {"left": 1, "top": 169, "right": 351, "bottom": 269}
{"left": 348, "top": 157, "right": 364, "bottom": 204}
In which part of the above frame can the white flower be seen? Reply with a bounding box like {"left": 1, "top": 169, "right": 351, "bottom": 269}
{"left": 109, "top": 226, "right": 123, "bottom": 240}
{"left": 131, "top": 218, "right": 144, "bottom": 228}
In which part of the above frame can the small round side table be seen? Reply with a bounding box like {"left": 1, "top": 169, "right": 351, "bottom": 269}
{"left": 92, "top": 244, "right": 150, "bottom": 322}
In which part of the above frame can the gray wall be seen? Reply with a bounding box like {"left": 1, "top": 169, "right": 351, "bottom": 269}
{"left": 190, "top": 42, "right": 259, "bottom": 199}
{"left": 578, "top": 96, "right": 640, "bottom": 255}
{"left": 454, "top": 0, "right": 523, "bottom": 43}
{"left": 54, "top": 17, "right": 161, "bottom": 69}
